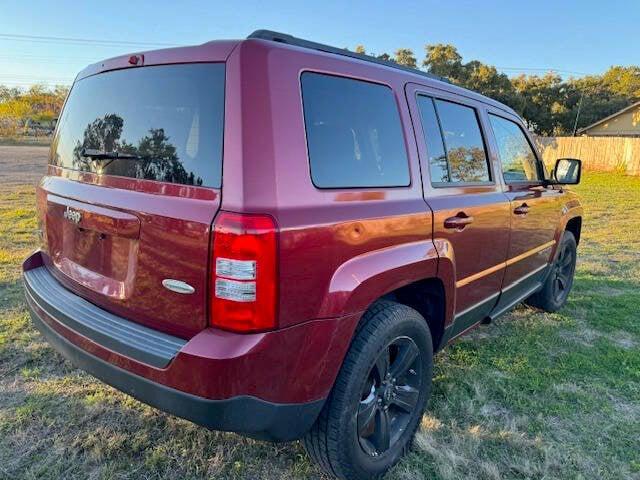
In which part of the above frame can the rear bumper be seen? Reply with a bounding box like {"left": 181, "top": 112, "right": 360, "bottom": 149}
{"left": 23, "top": 251, "right": 360, "bottom": 441}
{"left": 28, "top": 309, "right": 323, "bottom": 440}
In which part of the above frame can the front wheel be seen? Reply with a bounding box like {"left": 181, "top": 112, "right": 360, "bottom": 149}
{"left": 526, "top": 230, "right": 577, "bottom": 312}
{"left": 303, "top": 301, "right": 433, "bottom": 480}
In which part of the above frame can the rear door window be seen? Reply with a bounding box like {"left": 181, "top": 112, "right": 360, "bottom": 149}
{"left": 488, "top": 114, "right": 541, "bottom": 183}
{"left": 301, "top": 72, "right": 410, "bottom": 188}
{"left": 52, "top": 63, "right": 225, "bottom": 187}
{"left": 432, "top": 99, "right": 491, "bottom": 184}
{"left": 416, "top": 96, "right": 449, "bottom": 183}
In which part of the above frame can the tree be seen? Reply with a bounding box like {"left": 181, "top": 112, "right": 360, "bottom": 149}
{"left": 72, "top": 114, "right": 125, "bottom": 170}
{"left": 394, "top": 48, "right": 417, "bottom": 68}
{"left": 0, "top": 86, "right": 21, "bottom": 102}
{"left": 423, "top": 44, "right": 464, "bottom": 80}
{"left": 71, "top": 114, "right": 202, "bottom": 185}
{"left": 2, "top": 42, "right": 639, "bottom": 139}
{"left": 422, "top": 43, "right": 518, "bottom": 117}
{"left": 0, "top": 99, "right": 31, "bottom": 135}
{"left": 510, "top": 73, "right": 565, "bottom": 135}
{"left": 0, "top": 83, "right": 69, "bottom": 136}
{"left": 463, "top": 61, "right": 515, "bottom": 106}
{"left": 602, "top": 66, "right": 640, "bottom": 99}
{"left": 447, "top": 146, "right": 488, "bottom": 182}
{"left": 563, "top": 74, "right": 631, "bottom": 133}
{"left": 0, "top": 99, "right": 30, "bottom": 119}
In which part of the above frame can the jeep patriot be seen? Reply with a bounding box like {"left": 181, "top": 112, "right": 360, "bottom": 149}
{"left": 23, "top": 30, "right": 583, "bottom": 479}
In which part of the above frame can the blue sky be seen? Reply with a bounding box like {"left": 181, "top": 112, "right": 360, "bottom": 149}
{"left": 1, "top": 0, "right": 637, "bottom": 88}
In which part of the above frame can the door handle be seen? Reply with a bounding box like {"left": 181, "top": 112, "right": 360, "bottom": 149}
{"left": 444, "top": 212, "right": 474, "bottom": 231}
{"left": 514, "top": 203, "right": 530, "bottom": 215}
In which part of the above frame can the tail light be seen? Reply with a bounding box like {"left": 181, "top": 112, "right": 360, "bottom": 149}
{"left": 211, "top": 212, "right": 278, "bottom": 332}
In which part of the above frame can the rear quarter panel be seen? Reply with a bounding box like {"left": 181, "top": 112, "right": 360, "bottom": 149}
{"left": 222, "top": 40, "right": 438, "bottom": 327}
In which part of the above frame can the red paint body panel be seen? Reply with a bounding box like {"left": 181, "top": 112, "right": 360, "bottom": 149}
{"left": 426, "top": 191, "right": 510, "bottom": 314}
{"left": 27, "top": 35, "right": 582, "bottom": 414}
{"left": 502, "top": 184, "right": 562, "bottom": 285}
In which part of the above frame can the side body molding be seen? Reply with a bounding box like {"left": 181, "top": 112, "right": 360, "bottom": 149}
{"left": 318, "top": 240, "right": 445, "bottom": 318}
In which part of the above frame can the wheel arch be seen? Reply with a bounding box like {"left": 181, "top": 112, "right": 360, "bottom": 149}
{"left": 554, "top": 200, "right": 583, "bottom": 258}
{"left": 319, "top": 240, "right": 453, "bottom": 351}
{"left": 380, "top": 278, "right": 447, "bottom": 351}
{"left": 565, "top": 215, "right": 582, "bottom": 245}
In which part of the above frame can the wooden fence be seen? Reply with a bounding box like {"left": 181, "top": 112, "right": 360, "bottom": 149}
{"left": 536, "top": 136, "right": 640, "bottom": 176}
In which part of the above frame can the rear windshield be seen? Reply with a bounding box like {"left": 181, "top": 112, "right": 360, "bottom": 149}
{"left": 51, "top": 63, "right": 225, "bottom": 187}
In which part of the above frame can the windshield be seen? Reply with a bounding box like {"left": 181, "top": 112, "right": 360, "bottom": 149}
{"left": 51, "top": 63, "right": 225, "bottom": 187}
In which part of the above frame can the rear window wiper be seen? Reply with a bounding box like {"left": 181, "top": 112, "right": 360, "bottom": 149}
{"left": 80, "top": 148, "right": 142, "bottom": 161}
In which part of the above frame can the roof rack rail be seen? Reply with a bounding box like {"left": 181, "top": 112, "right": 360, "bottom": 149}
{"left": 247, "top": 29, "right": 449, "bottom": 84}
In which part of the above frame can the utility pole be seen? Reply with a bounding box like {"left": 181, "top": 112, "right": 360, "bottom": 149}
{"left": 572, "top": 91, "right": 584, "bottom": 136}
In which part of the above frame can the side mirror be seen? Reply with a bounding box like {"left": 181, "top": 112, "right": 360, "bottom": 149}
{"left": 552, "top": 158, "right": 581, "bottom": 185}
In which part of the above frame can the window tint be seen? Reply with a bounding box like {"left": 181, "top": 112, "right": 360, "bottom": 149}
{"left": 52, "top": 63, "right": 225, "bottom": 187}
{"left": 434, "top": 99, "right": 490, "bottom": 183}
{"left": 489, "top": 114, "right": 541, "bottom": 183}
{"left": 301, "top": 72, "right": 410, "bottom": 188}
{"left": 416, "top": 96, "right": 448, "bottom": 183}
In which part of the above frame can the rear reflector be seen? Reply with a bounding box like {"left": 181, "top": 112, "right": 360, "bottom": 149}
{"left": 211, "top": 212, "right": 278, "bottom": 332}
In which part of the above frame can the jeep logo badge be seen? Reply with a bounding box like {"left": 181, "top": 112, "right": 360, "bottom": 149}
{"left": 63, "top": 206, "right": 82, "bottom": 224}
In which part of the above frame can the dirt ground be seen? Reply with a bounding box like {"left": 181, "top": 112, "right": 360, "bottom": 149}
{"left": 0, "top": 146, "right": 48, "bottom": 188}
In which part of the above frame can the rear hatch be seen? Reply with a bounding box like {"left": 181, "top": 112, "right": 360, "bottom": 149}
{"left": 39, "top": 61, "right": 226, "bottom": 338}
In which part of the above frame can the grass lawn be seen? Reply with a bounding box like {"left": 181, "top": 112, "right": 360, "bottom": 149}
{"left": 0, "top": 172, "right": 638, "bottom": 479}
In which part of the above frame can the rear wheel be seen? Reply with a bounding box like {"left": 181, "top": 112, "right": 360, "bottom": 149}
{"left": 303, "top": 301, "right": 433, "bottom": 480}
{"left": 526, "top": 230, "right": 577, "bottom": 312}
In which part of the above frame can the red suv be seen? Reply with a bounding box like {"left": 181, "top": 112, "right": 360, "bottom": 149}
{"left": 23, "top": 30, "right": 583, "bottom": 479}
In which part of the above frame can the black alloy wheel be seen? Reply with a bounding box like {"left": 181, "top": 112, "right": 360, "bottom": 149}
{"left": 357, "top": 336, "right": 422, "bottom": 456}
{"left": 552, "top": 238, "right": 575, "bottom": 304}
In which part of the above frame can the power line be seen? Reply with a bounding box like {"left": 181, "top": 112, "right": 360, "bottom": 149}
{"left": 0, "top": 33, "right": 599, "bottom": 77}
{"left": 0, "top": 36, "right": 598, "bottom": 77}
{"left": 497, "top": 66, "right": 591, "bottom": 76}
{"left": 0, "top": 54, "right": 97, "bottom": 62}
{"left": 0, "top": 74, "right": 74, "bottom": 81}
{"left": 0, "top": 81, "right": 69, "bottom": 86}
{"left": 0, "top": 33, "right": 180, "bottom": 48}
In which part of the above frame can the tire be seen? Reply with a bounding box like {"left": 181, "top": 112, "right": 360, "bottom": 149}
{"left": 303, "top": 300, "right": 433, "bottom": 480}
{"left": 526, "top": 230, "right": 577, "bottom": 312}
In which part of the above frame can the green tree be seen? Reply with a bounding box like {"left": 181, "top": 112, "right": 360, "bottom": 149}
{"left": 421, "top": 42, "right": 639, "bottom": 135}
{"left": 72, "top": 114, "right": 125, "bottom": 170}
{"left": 447, "top": 146, "right": 488, "bottom": 182}
{"left": 423, "top": 43, "right": 517, "bottom": 117}
{"left": 423, "top": 44, "right": 464, "bottom": 80}
{"left": 394, "top": 48, "right": 417, "bottom": 68}
{"left": 510, "top": 73, "right": 572, "bottom": 135}
{"left": 562, "top": 74, "right": 631, "bottom": 133}
{"left": 463, "top": 61, "right": 515, "bottom": 106}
